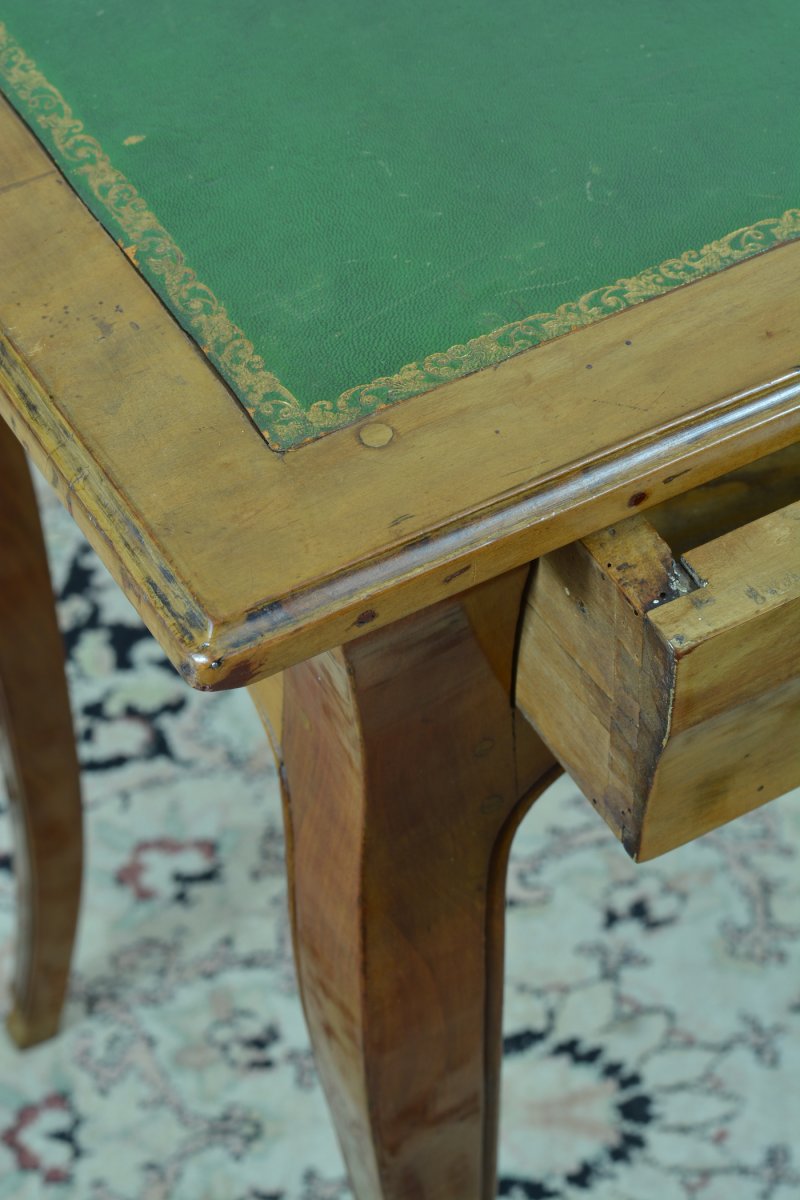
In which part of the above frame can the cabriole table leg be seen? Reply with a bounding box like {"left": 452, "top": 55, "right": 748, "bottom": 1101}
{"left": 0, "top": 417, "right": 83, "bottom": 1048}
{"left": 253, "top": 569, "right": 557, "bottom": 1200}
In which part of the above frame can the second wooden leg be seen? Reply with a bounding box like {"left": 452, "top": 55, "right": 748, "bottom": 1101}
{"left": 272, "top": 571, "right": 556, "bottom": 1200}
{"left": 0, "top": 419, "right": 83, "bottom": 1047}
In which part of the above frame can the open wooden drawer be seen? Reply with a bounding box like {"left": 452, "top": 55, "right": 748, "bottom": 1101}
{"left": 516, "top": 450, "right": 800, "bottom": 862}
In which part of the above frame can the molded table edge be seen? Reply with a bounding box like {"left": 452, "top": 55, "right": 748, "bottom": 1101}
{"left": 1, "top": 97, "right": 799, "bottom": 688}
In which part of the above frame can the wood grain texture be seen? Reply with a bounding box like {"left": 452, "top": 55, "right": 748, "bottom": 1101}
{"left": 517, "top": 500, "right": 800, "bottom": 861}
{"left": 257, "top": 571, "right": 557, "bottom": 1200}
{"left": 248, "top": 671, "right": 284, "bottom": 762}
{"left": 0, "top": 418, "right": 83, "bottom": 1047}
{"left": 1, "top": 99, "right": 800, "bottom": 687}
{"left": 639, "top": 502, "right": 800, "bottom": 857}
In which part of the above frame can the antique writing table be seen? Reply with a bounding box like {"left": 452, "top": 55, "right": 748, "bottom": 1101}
{"left": 1, "top": 4, "right": 799, "bottom": 1197}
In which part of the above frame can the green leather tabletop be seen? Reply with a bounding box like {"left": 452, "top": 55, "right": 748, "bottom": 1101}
{"left": 1, "top": 2, "right": 798, "bottom": 449}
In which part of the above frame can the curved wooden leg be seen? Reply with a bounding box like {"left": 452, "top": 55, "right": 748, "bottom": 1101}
{"left": 258, "top": 570, "right": 557, "bottom": 1200}
{"left": 0, "top": 419, "right": 83, "bottom": 1047}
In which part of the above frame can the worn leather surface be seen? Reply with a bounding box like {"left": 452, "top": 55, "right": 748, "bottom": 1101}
{"left": 1, "top": 1, "right": 798, "bottom": 446}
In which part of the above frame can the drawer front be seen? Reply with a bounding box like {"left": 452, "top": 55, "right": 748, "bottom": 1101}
{"left": 517, "top": 498, "right": 800, "bottom": 861}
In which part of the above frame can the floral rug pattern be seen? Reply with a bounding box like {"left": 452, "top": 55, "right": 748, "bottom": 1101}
{"left": 0, "top": 481, "right": 798, "bottom": 1199}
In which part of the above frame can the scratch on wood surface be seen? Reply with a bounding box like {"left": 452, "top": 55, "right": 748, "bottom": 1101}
{"left": 0, "top": 169, "right": 55, "bottom": 196}
{"left": 443, "top": 564, "right": 472, "bottom": 585}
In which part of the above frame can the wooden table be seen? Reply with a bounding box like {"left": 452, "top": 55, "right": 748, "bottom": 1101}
{"left": 1, "top": 7, "right": 799, "bottom": 1196}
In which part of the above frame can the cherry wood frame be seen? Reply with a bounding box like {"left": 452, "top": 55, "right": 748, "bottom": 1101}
{"left": 1, "top": 96, "right": 799, "bottom": 690}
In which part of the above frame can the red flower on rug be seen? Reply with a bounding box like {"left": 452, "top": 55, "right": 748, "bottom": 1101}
{"left": 1, "top": 1092, "right": 82, "bottom": 1184}
{"left": 116, "top": 837, "right": 221, "bottom": 903}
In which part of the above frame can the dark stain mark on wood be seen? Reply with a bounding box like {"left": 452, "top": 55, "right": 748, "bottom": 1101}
{"left": 443, "top": 564, "right": 471, "bottom": 585}
{"left": 245, "top": 599, "right": 287, "bottom": 625}
{"left": 92, "top": 315, "right": 114, "bottom": 339}
{"left": 67, "top": 468, "right": 88, "bottom": 494}
{"left": 354, "top": 609, "right": 377, "bottom": 627}
{"left": 145, "top": 576, "right": 172, "bottom": 612}
{"left": 206, "top": 657, "right": 259, "bottom": 691}
{"left": 229, "top": 599, "right": 295, "bottom": 642}
{"left": 628, "top": 491, "right": 648, "bottom": 507}
{"left": 123, "top": 517, "right": 145, "bottom": 545}
{"left": 143, "top": 576, "right": 206, "bottom": 635}
{"left": 690, "top": 592, "right": 716, "bottom": 609}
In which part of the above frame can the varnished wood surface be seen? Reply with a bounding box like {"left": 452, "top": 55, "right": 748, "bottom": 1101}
{"left": 517, "top": 499, "right": 800, "bottom": 861}
{"left": 248, "top": 671, "right": 284, "bottom": 761}
{"left": 641, "top": 502, "right": 800, "bottom": 857}
{"left": 254, "top": 571, "right": 557, "bottom": 1200}
{"left": 1, "top": 98, "right": 800, "bottom": 688}
{"left": 0, "top": 418, "right": 83, "bottom": 1047}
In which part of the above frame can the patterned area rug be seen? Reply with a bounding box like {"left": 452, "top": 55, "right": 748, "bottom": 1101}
{"left": 0, "top": 480, "right": 798, "bottom": 1199}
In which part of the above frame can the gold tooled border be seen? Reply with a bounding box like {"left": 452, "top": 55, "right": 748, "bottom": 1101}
{"left": 2, "top": 22, "right": 799, "bottom": 450}
{"left": 326, "top": 208, "right": 800, "bottom": 435}
{"left": 0, "top": 22, "right": 302, "bottom": 445}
